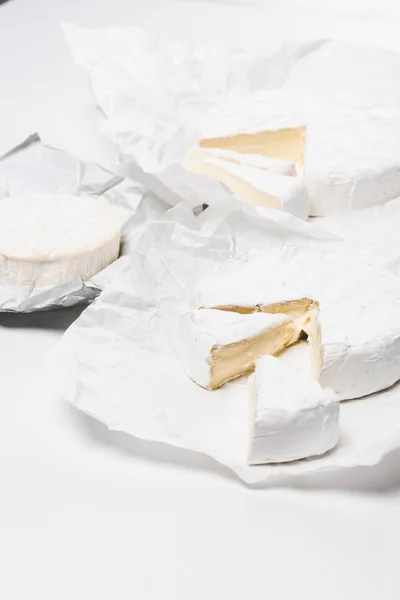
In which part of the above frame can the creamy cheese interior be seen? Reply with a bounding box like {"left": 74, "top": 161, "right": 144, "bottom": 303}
{"left": 302, "top": 306, "right": 323, "bottom": 379}
{"left": 209, "top": 318, "right": 295, "bottom": 390}
{"left": 200, "top": 126, "right": 306, "bottom": 169}
{"left": 187, "top": 154, "right": 281, "bottom": 210}
{"left": 208, "top": 298, "right": 322, "bottom": 384}
{"left": 261, "top": 298, "right": 317, "bottom": 346}
{"left": 187, "top": 147, "right": 297, "bottom": 176}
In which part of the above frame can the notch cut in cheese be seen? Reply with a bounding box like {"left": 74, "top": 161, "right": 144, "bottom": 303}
{"left": 196, "top": 244, "right": 400, "bottom": 400}
{"left": 179, "top": 308, "right": 296, "bottom": 390}
{"left": 248, "top": 355, "right": 339, "bottom": 464}
{"left": 187, "top": 155, "right": 309, "bottom": 219}
{"left": 200, "top": 126, "right": 306, "bottom": 170}
{"left": 202, "top": 88, "right": 400, "bottom": 216}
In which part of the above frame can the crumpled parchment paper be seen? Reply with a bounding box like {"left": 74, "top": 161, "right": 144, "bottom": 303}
{"left": 62, "top": 23, "right": 326, "bottom": 211}
{"left": 48, "top": 196, "right": 400, "bottom": 484}
{"left": 0, "top": 134, "right": 169, "bottom": 312}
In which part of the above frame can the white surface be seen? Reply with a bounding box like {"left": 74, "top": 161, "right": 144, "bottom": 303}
{"left": 1, "top": 1, "right": 400, "bottom": 599}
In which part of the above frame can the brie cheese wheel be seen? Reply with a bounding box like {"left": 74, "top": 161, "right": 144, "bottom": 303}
{"left": 201, "top": 90, "right": 400, "bottom": 216}
{"left": 187, "top": 153, "right": 309, "bottom": 220}
{"left": 179, "top": 308, "right": 295, "bottom": 390}
{"left": 0, "top": 194, "right": 123, "bottom": 287}
{"left": 187, "top": 147, "right": 297, "bottom": 176}
{"left": 248, "top": 355, "right": 339, "bottom": 465}
{"left": 196, "top": 245, "right": 400, "bottom": 400}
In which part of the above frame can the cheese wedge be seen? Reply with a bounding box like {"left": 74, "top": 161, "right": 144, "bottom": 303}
{"left": 187, "top": 154, "right": 309, "bottom": 220}
{"left": 196, "top": 244, "right": 400, "bottom": 400}
{"left": 187, "top": 147, "right": 297, "bottom": 176}
{"left": 248, "top": 355, "right": 339, "bottom": 464}
{"left": 0, "top": 194, "right": 124, "bottom": 287}
{"left": 179, "top": 308, "right": 295, "bottom": 390}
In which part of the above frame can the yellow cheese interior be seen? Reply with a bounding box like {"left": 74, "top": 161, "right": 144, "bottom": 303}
{"left": 207, "top": 298, "right": 322, "bottom": 388}
{"left": 187, "top": 152, "right": 281, "bottom": 210}
{"left": 261, "top": 299, "right": 318, "bottom": 346}
{"left": 301, "top": 304, "right": 323, "bottom": 379}
{"left": 200, "top": 126, "right": 306, "bottom": 169}
{"left": 209, "top": 319, "right": 295, "bottom": 390}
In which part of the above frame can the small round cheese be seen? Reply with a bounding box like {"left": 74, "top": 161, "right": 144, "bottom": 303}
{"left": 0, "top": 194, "right": 124, "bottom": 287}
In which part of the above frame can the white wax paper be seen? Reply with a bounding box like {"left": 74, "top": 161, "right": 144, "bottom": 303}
{"left": 0, "top": 134, "right": 169, "bottom": 312}
{"left": 48, "top": 197, "right": 400, "bottom": 484}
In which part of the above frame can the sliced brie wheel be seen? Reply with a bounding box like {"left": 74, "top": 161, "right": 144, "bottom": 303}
{"left": 0, "top": 194, "right": 124, "bottom": 287}
{"left": 248, "top": 355, "right": 339, "bottom": 465}
{"left": 196, "top": 244, "right": 400, "bottom": 400}
{"left": 202, "top": 89, "right": 400, "bottom": 216}
{"left": 187, "top": 154, "right": 309, "bottom": 220}
{"left": 179, "top": 308, "right": 295, "bottom": 390}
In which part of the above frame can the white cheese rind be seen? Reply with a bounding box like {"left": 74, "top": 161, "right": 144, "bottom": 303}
{"left": 188, "top": 154, "right": 309, "bottom": 220}
{"left": 315, "top": 196, "right": 400, "bottom": 276}
{"left": 197, "top": 245, "right": 400, "bottom": 400}
{"left": 305, "top": 103, "right": 400, "bottom": 216}
{"left": 249, "top": 355, "right": 339, "bottom": 464}
{"left": 187, "top": 147, "right": 297, "bottom": 176}
{"left": 202, "top": 90, "right": 307, "bottom": 139}
{"left": 179, "top": 308, "right": 293, "bottom": 390}
{"left": 0, "top": 194, "right": 123, "bottom": 287}
{"left": 284, "top": 40, "right": 400, "bottom": 110}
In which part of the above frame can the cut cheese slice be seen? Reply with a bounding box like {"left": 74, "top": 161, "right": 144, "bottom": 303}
{"left": 179, "top": 308, "right": 295, "bottom": 390}
{"left": 187, "top": 154, "right": 309, "bottom": 220}
{"left": 248, "top": 355, "right": 339, "bottom": 464}
{"left": 0, "top": 194, "right": 124, "bottom": 287}
{"left": 196, "top": 244, "right": 400, "bottom": 400}
{"left": 188, "top": 147, "right": 297, "bottom": 177}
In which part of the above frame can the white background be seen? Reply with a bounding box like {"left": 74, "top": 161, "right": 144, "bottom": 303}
{"left": 1, "top": 1, "right": 400, "bottom": 598}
